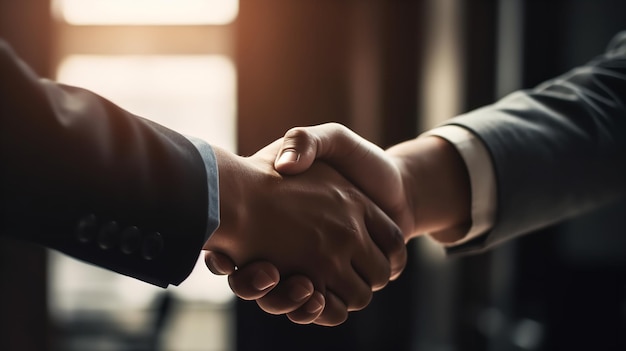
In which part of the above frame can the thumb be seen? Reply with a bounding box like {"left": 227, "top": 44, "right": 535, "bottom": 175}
{"left": 204, "top": 250, "right": 236, "bottom": 275}
{"left": 274, "top": 127, "right": 319, "bottom": 175}
{"left": 274, "top": 123, "right": 357, "bottom": 175}
{"left": 274, "top": 123, "right": 406, "bottom": 226}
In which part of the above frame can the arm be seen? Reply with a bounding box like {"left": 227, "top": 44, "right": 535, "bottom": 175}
{"left": 205, "top": 124, "right": 471, "bottom": 324}
{"left": 443, "top": 31, "right": 626, "bottom": 253}
{"left": 0, "top": 39, "right": 210, "bottom": 287}
{"left": 0, "top": 39, "right": 407, "bottom": 315}
{"left": 212, "top": 30, "right": 626, "bottom": 321}
{"left": 205, "top": 139, "right": 406, "bottom": 326}
{"left": 276, "top": 31, "right": 626, "bottom": 248}
{"left": 273, "top": 124, "right": 472, "bottom": 244}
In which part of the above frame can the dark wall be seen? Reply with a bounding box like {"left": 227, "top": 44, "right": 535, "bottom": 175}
{"left": 235, "top": 1, "right": 626, "bottom": 351}
{"left": 0, "top": 1, "right": 52, "bottom": 350}
{"left": 235, "top": 1, "right": 423, "bottom": 350}
{"left": 510, "top": 1, "right": 626, "bottom": 350}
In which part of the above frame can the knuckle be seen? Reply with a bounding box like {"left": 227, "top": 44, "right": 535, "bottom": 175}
{"left": 325, "top": 122, "right": 349, "bottom": 134}
{"left": 284, "top": 126, "right": 308, "bottom": 138}
{"left": 340, "top": 218, "right": 363, "bottom": 249}
{"left": 284, "top": 126, "right": 319, "bottom": 154}
{"left": 343, "top": 186, "right": 364, "bottom": 203}
{"left": 326, "top": 212, "right": 361, "bottom": 246}
{"left": 284, "top": 127, "right": 312, "bottom": 145}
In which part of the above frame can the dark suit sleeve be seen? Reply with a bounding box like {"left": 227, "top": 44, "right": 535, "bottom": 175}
{"left": 0, "top": 40, "right": 211, "bottom": 287}
{"left": 445, "top": 32, "right": 626, "bottom": 254}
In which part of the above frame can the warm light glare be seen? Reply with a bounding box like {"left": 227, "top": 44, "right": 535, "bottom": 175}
{"left": 56, "top": 55, "right": 237, "bottom": 152}
{"left": 54, "top": 0, "right": 239, "bottom": 25}
{"left": 50, "top": 54, "right": 237, "bottom": 313}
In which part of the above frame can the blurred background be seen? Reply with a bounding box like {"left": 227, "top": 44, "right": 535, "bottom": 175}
{"left": 0, "top": 0, "right": 625, "bottom": 350}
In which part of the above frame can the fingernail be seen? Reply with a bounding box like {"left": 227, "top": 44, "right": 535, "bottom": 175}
{"left": 277, "top": 150, "right": 299, "bottom": 165}
{"left": 209, "top": 255, "right": 228, "bottom": 275}
{"left": 305, "top": 295, "right": 324, "bottom": 314}
{"left": 252, "top": 271, "right": 277, "bottom": 291}
{"left": 289, "top": 284, "right": 313, "bottom": 302}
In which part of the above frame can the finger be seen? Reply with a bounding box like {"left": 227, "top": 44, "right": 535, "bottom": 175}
{"left": 286, "top": 291, "right": 325, "bottom": 324}
{"left": 274, "top": 123, "right": 404, "bottom": 217}
{"left": 256, "top": 275, "right": 315, "bottom": 315}
{"left": 274, "top": 123, "right": 362, "bottom": 174}
{"left": 348, "top": 211, "right": 393, "bottom": 292}
{"left": 350, "top": 241, "right": 391, "bottom": 293}
{"left": 274, "top": 127, "right": 319, "bottom": 175}
{"left": 327, "top": 260, "right": 373, "bottom": 312}
{"left": 311, "top": 291, "right": 349, "bottom": 327}
{"left": 364, "top": 203, "right": 408, "bottom": 282}
{"left": 204, "top": 251, "right": 237, "bottom": 275}
{"left": 227, "top": 261, "right": 280, "bottom": 300}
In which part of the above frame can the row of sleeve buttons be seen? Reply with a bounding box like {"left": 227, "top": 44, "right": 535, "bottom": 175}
{"left": 74, "top": 214, "right": 164, "bottom": 260}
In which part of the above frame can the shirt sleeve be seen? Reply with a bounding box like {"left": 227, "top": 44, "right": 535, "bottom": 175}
{"left": 184, "top": 136, "right": 221, "bottom": 243}
{"left": 420, "top": 125, "right": 497, "bottom": 247}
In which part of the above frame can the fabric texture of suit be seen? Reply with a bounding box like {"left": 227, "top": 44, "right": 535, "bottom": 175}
{"left": 446, "top": 31, "right": 626, "bottom": 254}
{"left": 0, "top": 40, "right": 218, "bottom": 287}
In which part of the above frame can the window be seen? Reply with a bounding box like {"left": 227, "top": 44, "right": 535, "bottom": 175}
{"left": 48, "top": 2, "right": 238, "bottom": 350}
{"left": 54, "top": 0, "right": 238, "bottom": 25}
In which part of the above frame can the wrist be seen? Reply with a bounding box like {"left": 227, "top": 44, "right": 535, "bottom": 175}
{"left": 387, "top": 136, "right": 471, "bottom": 242}
{"left": 205, "top": 147, "right": 248, "bottom": 249}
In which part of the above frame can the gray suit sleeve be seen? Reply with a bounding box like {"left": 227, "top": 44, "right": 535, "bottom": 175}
{"left": 445, "top": 32, "right": 626, "bottom": 255}
{"left": 0, "top": 39, "right": 211, "bottom": 287}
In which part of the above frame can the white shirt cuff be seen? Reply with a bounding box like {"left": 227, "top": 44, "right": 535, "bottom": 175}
{"left": 421, "top": 125, "right": 497, "bottom": 247}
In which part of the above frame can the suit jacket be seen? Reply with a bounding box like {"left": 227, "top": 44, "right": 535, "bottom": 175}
{"left": 0, "top": 40, "right": 215, "bottom": 287}
{"left": 445, "top": 32, "right": 626, "bottom": 254}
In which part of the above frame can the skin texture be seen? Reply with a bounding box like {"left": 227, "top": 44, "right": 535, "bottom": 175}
{"left": 203, "top": 138, "right": 407, "bottom": 326}
{"left": 205, "top": 123, "right": 472, "bottom": 326}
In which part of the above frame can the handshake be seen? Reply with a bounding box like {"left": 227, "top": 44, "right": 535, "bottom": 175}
{"left": 201, "top": 122, "right": 472, "bottom": 327}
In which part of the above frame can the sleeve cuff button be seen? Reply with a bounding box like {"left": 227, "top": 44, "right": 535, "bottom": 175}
{"left": 141, "top": 232, "right": 164, "bottom": 260}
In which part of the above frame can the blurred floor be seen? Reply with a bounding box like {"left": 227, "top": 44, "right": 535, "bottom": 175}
{"left": 53, "top": 298, "right": 234, "bottom": 351}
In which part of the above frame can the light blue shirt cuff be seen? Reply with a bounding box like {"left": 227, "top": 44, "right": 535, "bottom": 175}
{"left": 185, "top": 136, "right": 220, "bottom": 243}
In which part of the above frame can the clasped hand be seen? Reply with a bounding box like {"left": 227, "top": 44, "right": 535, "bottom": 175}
{"left": 203, "top": 123, "right": 415, "bottom": 326}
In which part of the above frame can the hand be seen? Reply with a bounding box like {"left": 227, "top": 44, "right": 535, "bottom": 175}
{"left": 273, "top": 123, "right": 415, "bottom": 237}
{"left": 273, "top": 122, "right": 471, "bottom": 241}
{"left": 205, "top": 252, "right": 327, "bottom": 324}
{"left": 205, "top": 123, "right": 415, "bottom": 325}
{"left": 212, "top": 123, "right": 472, "bottom": 324}
{"left": 203, "top": 138, "right": 407, "bottom": 326}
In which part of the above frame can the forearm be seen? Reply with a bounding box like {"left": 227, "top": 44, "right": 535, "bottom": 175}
{"left": 0, "top": 40, "right": 209, "bottom": 287}
{"left": 441, "top": 33, "right": 626, "bottom": 251}
{"left": 386, "top": 136, "right": 472, "bottom": 243}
